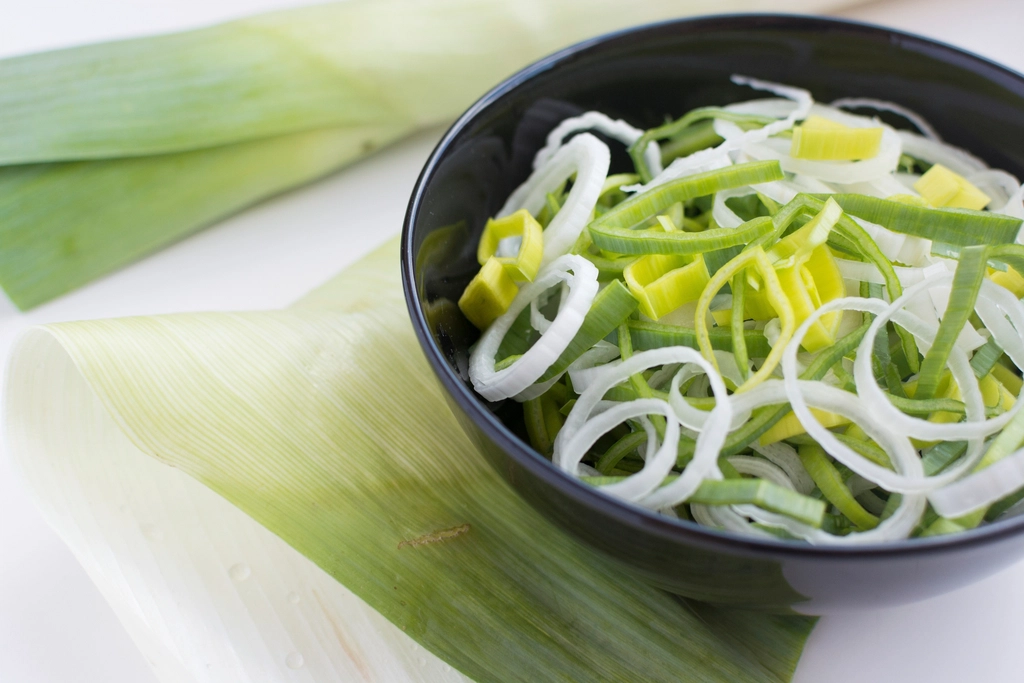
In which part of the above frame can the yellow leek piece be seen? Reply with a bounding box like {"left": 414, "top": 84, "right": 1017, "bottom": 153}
{"left": 774, "top": 245, "right": 846, "bottom": 352}
{"left": 748, "top": 200, "right": 847, "bottom": 351}
{"left": 695, "top": 247, "right": 795, "bottom": 393}
{"left": 476, "top": 209, "right": 544, "bottom": 282}
{"left": 790, "top": 115, "right": 883, "bottom": 161}
{"left": 767, "top": 196, "right": 843, "bottom": 267}
{"left": 914, "top": 163, "right": 991, "bottom": 210}
{"left": 624, "top": 253, "right": 710, "bottom": 320}
{"left": 711, "top": 309, "right": 732, "bottom": 327}
{"left": 990, "top": 265, "right": 1024, "bottom": 298}
{"left": 991, "top": 363, "right": 1024, "bottom": 398}
{"left": 458, "top": 257, "right": 518, "bottom": 330}
{"left": 759, "top": 408, "right": 851, "bottom": 446}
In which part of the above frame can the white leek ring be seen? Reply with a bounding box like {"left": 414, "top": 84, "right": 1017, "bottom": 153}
{"left": 533, "top": 111, "right": 661, "bottom": 177}
{"left": 498, "top": 133, "right": 610, "bottom": 265}
{"left": 469, "top": 255, "right": 598, "bottom": 402}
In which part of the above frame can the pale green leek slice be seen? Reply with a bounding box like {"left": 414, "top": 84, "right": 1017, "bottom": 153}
{"left": 781, "top": 193, "right": 919, "bottom": 372}
{"left": 790, "top": 115, "right": 883, "bottom": 161}
{"left": 750, "top": 199, "right": 846, "bottom": 352}
{"left": 4, "top": 237, "right": 816, "bottom": 682}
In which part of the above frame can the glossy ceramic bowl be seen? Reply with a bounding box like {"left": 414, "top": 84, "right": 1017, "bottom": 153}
{"left": 401, "top": 14, "right": 1024, "bottom": 613}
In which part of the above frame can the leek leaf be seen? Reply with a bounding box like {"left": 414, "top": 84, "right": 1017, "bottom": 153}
{"left": 5, "top": 238, "right": 815, "bottom": 682}
{"left": 0, "top": 124, "right": 406, "bottom": 310}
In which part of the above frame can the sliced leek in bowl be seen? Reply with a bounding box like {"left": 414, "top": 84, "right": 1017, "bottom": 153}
{"left": 403, "top": 14, "right": 1024, "bottom": 612}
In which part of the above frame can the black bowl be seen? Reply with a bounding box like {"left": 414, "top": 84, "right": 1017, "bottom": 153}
{"left": 401, "top": 14, "right": 1024, "bottom": 613}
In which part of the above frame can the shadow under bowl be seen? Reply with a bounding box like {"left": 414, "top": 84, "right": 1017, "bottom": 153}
{"left": 401, "top": 13, "right": 1024, "bottom": 613}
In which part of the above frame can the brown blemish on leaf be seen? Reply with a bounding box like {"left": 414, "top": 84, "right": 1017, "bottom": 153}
{"left": 397, "top": 523, "right": 470, "bottom": 549}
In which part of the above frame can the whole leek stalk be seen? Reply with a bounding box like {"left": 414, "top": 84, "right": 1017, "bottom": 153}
{"left": 0, "top": 0, "right": 864, "bottom": 309}
{"left": 5, "top": 238, "right": 815, "bottom": 682}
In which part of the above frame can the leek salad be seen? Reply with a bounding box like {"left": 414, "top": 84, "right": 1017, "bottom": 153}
{"left": 460, "top": 76, "right": 1024, "bottom": 543}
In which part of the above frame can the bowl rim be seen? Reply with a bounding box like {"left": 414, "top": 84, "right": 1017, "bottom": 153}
{"left": 401, "top": 12, "right": 1024, "bottom": 560}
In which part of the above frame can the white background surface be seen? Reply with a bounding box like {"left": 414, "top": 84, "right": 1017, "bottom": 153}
{"left": 1, "top": 0, "right": 1023, "bottom": 681}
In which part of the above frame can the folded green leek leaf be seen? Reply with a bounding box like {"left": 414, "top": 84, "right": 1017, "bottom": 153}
{"left": 0, "top": 0, "right": 865, "bottom": 309}
{"left": 5, "top": 238, "right": 815, "bottom": 682}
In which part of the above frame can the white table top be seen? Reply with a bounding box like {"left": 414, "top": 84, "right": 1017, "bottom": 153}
{"left": 2, "top": 0, "right": 1023, "bottom": 680}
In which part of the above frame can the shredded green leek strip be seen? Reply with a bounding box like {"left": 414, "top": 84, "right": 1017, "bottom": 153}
{"left": 616, "top": 322, "right": 665, "bottom": 436}
{"left": 882, "top": 393, "right": 970, "bottom": 416}
{"left": 626, "top": 319, "right": 773, "bottom": 358}
{"left": 691, "top": 480, "right": 827, "bottom": 528}
{"left": 524, "top": 395, "right": 554, "bottom": 455}
{"left": 832, "top": 433, "right": 893, "bottom": 469}
{"left": 731, "top": 272, "right": 751, "bottom": 381}
{"left": 591, "top": 212, "right": 777, "bottom": 258}
{"left": 629, "top": 109, "right": 776, "bottom": 182}
{"left": 596, "top": 431, "right": 648, "bottom": 474}
{"left": 825, "top": 194, "right": 1022, "bottom": 246}
{"left": 798, "top": 445, "right": 880, "bottom": 530}
{"left": 915, "top": 246, "right": 988, "bottom": 399}
{"left": 537, "top": 281, "right": 638, "bottom": 382}
{"left": 658, "top": 120, "right": 724, "bottom": 167}
{"left": 696, "top": 247, "right": 795, "bottom": 392}
{"left": 587, "top": 161, "right": 783, "bottom": 254}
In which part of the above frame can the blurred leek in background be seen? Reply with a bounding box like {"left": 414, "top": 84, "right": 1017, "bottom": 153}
{"left": 0, "top": 0, "right": 863, "bottom": 309}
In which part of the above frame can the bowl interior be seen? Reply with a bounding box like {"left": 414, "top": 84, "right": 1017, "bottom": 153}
{"left": 402, "top": 13, "right": 1024, "bottom": 609}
